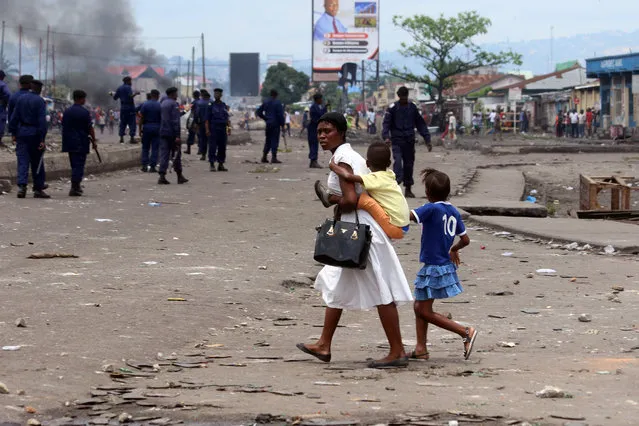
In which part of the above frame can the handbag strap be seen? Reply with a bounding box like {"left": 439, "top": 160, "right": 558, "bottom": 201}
{"left": 334, "top": 195, "right": 361, "bottom": 226}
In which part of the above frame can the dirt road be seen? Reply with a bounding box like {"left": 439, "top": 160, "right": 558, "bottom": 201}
{"left": 0, "top": 133, "right": 637, "bottom": 425}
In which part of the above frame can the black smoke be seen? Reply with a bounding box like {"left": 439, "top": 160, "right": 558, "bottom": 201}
{"left": 1, "top": 0, "right": 173, "bottom": 106}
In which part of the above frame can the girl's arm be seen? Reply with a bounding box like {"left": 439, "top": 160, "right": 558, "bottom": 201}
{"left": 329, "top": 159, "right": 364, "bottom": 184}
{"left": 337, "top": 163, "right": 358, "bottom": 213}
{"left": 449, "top": 234, "right": 470, "bottom": 266}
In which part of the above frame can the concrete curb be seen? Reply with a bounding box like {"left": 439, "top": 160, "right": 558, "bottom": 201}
{"left": 0, "top": 146, "right": 142, "bottom": 184}
{"left": 468, "top": 215, "right": 639, "bottom": 255}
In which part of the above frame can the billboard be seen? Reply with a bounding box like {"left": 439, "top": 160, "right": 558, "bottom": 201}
{"left": 230, "top": 53, "right": 260, "bottom": 97}
{"left": 312, "top": 0, "right": 379, "bottom": 82}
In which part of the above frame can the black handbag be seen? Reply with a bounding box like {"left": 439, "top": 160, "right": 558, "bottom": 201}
{"left": 313, "top": 207, "right": 372, "bottom": 269}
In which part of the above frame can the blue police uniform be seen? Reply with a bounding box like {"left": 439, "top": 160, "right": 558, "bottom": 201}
{"left": 256, "top": 98, "right": 285, "bottom": 159}
{"left": 7, "top": 88, "right": 30, "bottom": 135}
{"left": 61, "top": 104, "right": 92, "bottom": 184}
{"left": 0, "top": 80, "right": 11, "bottom": 137}
{"left": 307, "top": 103, "right": 327, "bottom": 162}
{"left": 382, "top": 102, "right": 431, "bottom": 188}
{"left": 207, "top": 100, "right": 229, "bottom": 166}
{"left": 159, "top": 97, "right": 182, "bottom": 175}
{"left": 196, "top": 98, "right": 211, "bottom": 157}
{"left": 113, "top": 83, "right": 137, "bottom": 138}
{"left": 8, "top": 92, "right": 48, "bottom": 190}
{"left": 139, "top": 99, "right": 161, "bottom": 169}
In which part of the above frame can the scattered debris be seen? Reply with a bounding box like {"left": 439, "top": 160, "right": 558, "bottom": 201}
{"left": 578, "top": 314, "right": 592, "bottom": 323}
{"left": 15, "top": 318, "right": 27, "bottom": 327}
{"left": 118, "top": 413, "right": 133, "bottom": 423}
{"left": 536, "top": 386, "right": 572, "bottom": 399}
{"left": 611, "top": 285, "right": 624, "bottom": 292}
{"left": 28, "top": 253, "right": 78, "bottom": 259}
{"left": 521, "top": 309, "right": 540, "bottom": 315}
{"left": 314, "top": 381, "right": 341, "bottom": 386}
{"left": 26, "top": 419, "right": 41, "bottom": 426}
{"left": 498, "top": 342, "right": 517, "bottom": 348}
{"left": 2, "top": 345, "right": 21, "bottom": 351}
{"left": 486, "top": 291, "right": 514, "bottom": 296}
{"left": 603, "top": 245, "right": 616, "bottom": 255}
{"left": 536, "top": 268, "right": 557, "bottom": 276}
{"left": 94, "top": 218, "right": 114, "bottom": 222}
{"left": 0, "top": 382, "right": 9, "bottom": 394}
{"left": 167, "top": 298, "right": 187, "bottom": 302}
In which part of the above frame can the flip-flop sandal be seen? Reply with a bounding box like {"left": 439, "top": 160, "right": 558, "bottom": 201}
{"left": 367, "top": 357, "right": 409, "bottom": 369}
{"left": 463, "top": 327, "right": 479, "bottom": 360}
{"left": 296, "top": 343, "right": 331, "bottom": 363}
{"left": 314, "top": 180, "right": 332, "bottom": 208}
{"left": 409, "top": 350, "right": 430, "bottom": 360}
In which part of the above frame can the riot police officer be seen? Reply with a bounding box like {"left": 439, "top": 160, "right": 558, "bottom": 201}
{"left": 139, "top": 89, "right": 162, "bottom": 173}
{"left": 382, "top": 86, "right": 432, "bottom": 198}
{"left": 61, "top": 90, "right": 97, "bottom": 196}
{"left": 205, "top": 88, "right": 231, "bottom": 172}
{"left": 113, "top": 76, "right": 140, "bottom": 144}
{"left": 185, "top": 90, "right": 200, "bottom": 155}
{"left": 0, "top": 70, "right": 11, "bottom": 146}
{"left": 307, "top": 93, "right": 326, "bottom": 169}
{"left": 256, "top": 89, "right": 285, "bottom": 164}
{"left": 197, "top": 90, "right": 211, "bottom": 161}
{"left": 158, "top": 87, "right": 188, "bottom": 185}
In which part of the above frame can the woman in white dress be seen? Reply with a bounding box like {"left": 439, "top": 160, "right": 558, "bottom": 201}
{"left": 297, "top": 112, "right": 413, "bottom": 368}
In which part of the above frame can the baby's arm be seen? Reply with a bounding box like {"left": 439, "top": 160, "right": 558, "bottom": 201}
{"left": 329, "top": 159, "right": 364, "bottom": 184}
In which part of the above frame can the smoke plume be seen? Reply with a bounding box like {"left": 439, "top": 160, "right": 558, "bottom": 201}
{"left": 2, "top": 0, "right": 172, "bottom": 106}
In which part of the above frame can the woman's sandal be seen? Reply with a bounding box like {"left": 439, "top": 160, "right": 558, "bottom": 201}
{"left": 463, "top": 327, "right": 478, "bottom": 360}
{"left": 409, "top": 350, "right": 430, "bottom": 361}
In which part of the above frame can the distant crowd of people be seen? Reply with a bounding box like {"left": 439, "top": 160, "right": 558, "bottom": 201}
{"left": 555, "top": 108, "right": 598, "bottom": 138}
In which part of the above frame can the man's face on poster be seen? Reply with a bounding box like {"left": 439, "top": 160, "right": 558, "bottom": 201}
{"left": 324, "top": 0, "right": 339, "bottom": 17}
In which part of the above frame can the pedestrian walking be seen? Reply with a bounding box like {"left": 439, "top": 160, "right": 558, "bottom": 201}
{"left": 296, "top": 112, "right": 413, "bottom": 368}
{"left": 157, "top": 87, "right": 188, "bottom": 185}
{"left": 447, "top": 111, "right": 457, "bottom": 141}
{"left": 367, "top": 108, "right": 376, "bottom": 134}
{"left": 570, "top": 110, "right": 579, "bottom": 138}
{"left": 382, "top": 86, "right": 432, "bottom": 199}
{"left": 205, "top": 88, "right": 231, "bottom": 172}
{"left": 97, "top": 110, "right": 106, "bottom": 134}
{"left": 0, "top": 70, "right": 12, "bottom": 146}
{"left": 492, "top": 109, "right": 503, "bottom": 141}
{"left": 284, "top": 108, "right": 292, "bottom": 137}
{"left": 578, "top": 109, "right": 586, "bottom": 138}
{"left": 139, "top": 89, "right": 162, "bottom": 173}
{"left": 112, "top": 76, "right": 140, "bottom": 144}
{"left": 185, "top": 90, "right": 200, "bottom": 155}
{"left": 486, "top": 109, "right": 496, "bottom": 135}
{"left": 8, "top": 80, "right": 50, "bottom": 199}
{"left": 61, "top": 90, "right": 97, "bottom": 197}
{"left": 586, "top": 108, "right": 594, "bottom": 138}
{"left": 308, "top": 93, "right": 327, "bottom": 169}
{"left": 408, "top": 168, "right": 478, "bottom": 361}
{"left": 299, "top": 108, "right": 309, "bottom": 136}
{"left": 256, "top": 89, "right": 285, "bottom": 164}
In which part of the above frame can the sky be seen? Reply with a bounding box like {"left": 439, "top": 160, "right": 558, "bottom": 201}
{"left": 132, "top": 0, "right": 638, "bottom": 60}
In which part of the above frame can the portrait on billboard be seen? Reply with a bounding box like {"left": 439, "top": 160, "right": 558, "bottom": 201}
{"left": 312, "top": 0, "right": 379, "bottom": 82}
{"left": 314, "top": 0, "right": 348, "bottom": 41}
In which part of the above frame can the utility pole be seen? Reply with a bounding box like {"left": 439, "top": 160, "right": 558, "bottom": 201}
{"left": 52, "top": 43, "right": 56, "bottom": 94}
{"left": 45, "top": 26, "right": 50, "bottom": 85}
{"left": 186, "top": 60, "right": 191, "bottom": 100}
{"left": 177, "top": 56, "right": 182, "bottom": 97}
{"left": 18, "top": 25, "right": 22, "bottom": 76}
{"left": 361, "top": 60, "right": 365, "bottom": 112}
{"left": 550, "top": 26, "right": 554, "bottom": 73}
{"left": 39, "top": 38, "right": 43, "bottom": 80}
{"left": 0, "top": 21, "right": 5, "bottom": 66}
{"left": 201, "top": 33, "right": 206, "bottom": 89}
{"left": 191, "top": 46, "right": 196, "bottom": 90}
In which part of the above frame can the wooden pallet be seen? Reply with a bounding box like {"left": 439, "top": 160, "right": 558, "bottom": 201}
{"left": 579, "top": 175, "right": 637, "bottom": 212}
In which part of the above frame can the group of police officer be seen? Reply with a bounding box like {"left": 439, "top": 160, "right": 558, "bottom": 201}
{"left": 182, "top": 88, "right": 231, "bottom": 172}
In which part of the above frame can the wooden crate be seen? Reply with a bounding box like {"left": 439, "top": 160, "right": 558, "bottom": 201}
{"left": 579, "top": 175, "right": 636, "bottom": 211}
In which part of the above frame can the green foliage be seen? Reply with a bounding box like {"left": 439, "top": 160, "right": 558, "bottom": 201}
{"left": 468, "top": 86, "right": 492, "bottom": 99}
{"left": 261, "top": 62, "right": 310, "bottom": 106}
{"left": 388, "top": 11, "right": 522, "bottom": 106}
{"left": 309, "top": 81, "right": 342, "bottom": 110}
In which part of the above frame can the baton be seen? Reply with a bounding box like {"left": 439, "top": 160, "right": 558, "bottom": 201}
{"left": 36, "top": 153, "right": 45, "bottom": 176}
{"left": 94, "top": 146, "right": 102, "bottom": 163}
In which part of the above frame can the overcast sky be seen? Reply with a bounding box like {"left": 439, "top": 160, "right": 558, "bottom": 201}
{"left": 133, "top": 0, "right": 635, "bottom": 60}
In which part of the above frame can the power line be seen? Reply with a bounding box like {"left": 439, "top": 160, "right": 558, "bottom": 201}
{"left": 5, "top": 25, "right": 199, "bottom": 40}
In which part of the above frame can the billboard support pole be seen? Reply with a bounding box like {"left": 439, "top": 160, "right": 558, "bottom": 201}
{"left": 361, "top": 60, "right": 366, "bottom": 112}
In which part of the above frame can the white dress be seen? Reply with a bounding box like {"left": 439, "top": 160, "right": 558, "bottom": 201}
{"left": 315, "top": 143, "right": 414, "bottom": 310}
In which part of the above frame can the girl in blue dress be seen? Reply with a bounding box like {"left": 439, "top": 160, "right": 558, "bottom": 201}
{"left": 409, "top": 169, "right": 478, "bottom": 361}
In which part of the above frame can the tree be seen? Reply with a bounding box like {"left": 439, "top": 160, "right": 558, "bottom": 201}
{"left": 309, "top": 82, "right": 342, "bottom": 110}
{"left": 261, "top": 62, "right": 310, "bottom": 105}
{"left": 388, "top": 12, "right": 522, "bottom": 108}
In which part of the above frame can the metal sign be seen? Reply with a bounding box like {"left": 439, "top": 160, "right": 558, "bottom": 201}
{"left": 508, "top": 87, "right": 522, "bottom": 101}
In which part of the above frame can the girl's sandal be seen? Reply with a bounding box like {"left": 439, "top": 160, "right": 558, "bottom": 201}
{"left": 462, "top": 327, "right": 478, "bottom": 360}
{"left": 409, "top": 350, "right": 430, "bottom": 361}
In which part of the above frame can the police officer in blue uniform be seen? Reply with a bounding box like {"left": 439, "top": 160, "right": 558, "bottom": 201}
{"left": 158, "top": 87, "right": 188, "bottom": 185}
{"left": 0, "top": 70, "right": 12, "bottom": 145}
{"left": 61, "top": 90, "right": 97, "bottom": 197}
{"left": 205, "top": 88, "right": 231, "bottom": 172}
{"left": 112, "top": 76, "right": 140, "bottom": 144}
{"left": 382, "top": 86, "right": 432, "bottom": 198}
{"left": 139, "top": 89, "right": 161, "bottom": 173}
{"left": 256, "top": 89, "right": 285, "bottom": 164}
{"left": 307, "top": 93, "right": 327, "bottom": 169}
{"left": 185, "top": 90, "right": 200, "bottom": 155}
{"left": 8, "top": 80, "right": 50, "bottom": 199}
{"left": 7, "top": 75, "right": 34, "bottom": 134}
{"left": 196, "top": 90, "right": 211, "bottom": 161}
